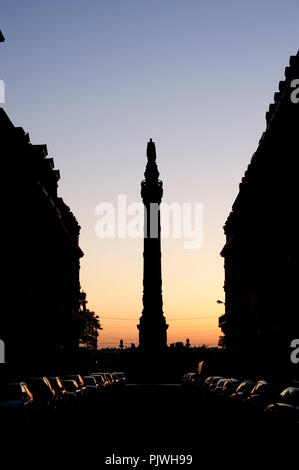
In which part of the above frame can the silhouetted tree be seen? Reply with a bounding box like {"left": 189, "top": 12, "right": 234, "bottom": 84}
{"left": 119, "top": 339, "right": 124, "bottom": 350}
{"left": 218, "top": 335, "right": 227, "bottom": 349}
{"left": 79, "top": 309, "right": 102, "bottom": 349}
{"left": 79, "top": 291, "right": 102, "bottom": 349}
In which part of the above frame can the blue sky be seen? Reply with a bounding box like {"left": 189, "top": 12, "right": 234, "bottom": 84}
{"left": 1, "top": 1, "right": 298, "bottom": 346}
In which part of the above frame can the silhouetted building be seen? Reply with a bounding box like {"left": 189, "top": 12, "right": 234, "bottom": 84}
{"left": 1, "top": 108, "right": 84, "bottom": 371}
{"left": 220, "top": 51, "right": 299, "bottom": 378}
{"left": 137, "top": 139, "right": 168, "bottom": 352}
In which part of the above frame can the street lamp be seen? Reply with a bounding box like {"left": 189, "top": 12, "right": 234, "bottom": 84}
{"left": 216, "top": 300, "right": 225, "bottom": 305}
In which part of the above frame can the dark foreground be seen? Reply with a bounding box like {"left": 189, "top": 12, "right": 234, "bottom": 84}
{"left": 2, "top": 383, "right": 298, "bottom": 466}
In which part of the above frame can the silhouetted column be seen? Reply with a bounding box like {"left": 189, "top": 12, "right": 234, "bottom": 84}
{"left": 137, "top": 139, "right": 168, "bottom": 352}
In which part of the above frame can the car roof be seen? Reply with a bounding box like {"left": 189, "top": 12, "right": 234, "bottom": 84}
{"left": 281, "top": 386, "right": 299, "bottom": 394}
{"left": 25, "top": 377, "right": 48, "bottom": 381}
{"left": 1, "top": 382, "right": 22, "bottom": 387}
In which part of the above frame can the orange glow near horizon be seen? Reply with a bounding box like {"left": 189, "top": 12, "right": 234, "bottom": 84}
{"left": 79, "top": 226, "right": 225, "bottom": 349}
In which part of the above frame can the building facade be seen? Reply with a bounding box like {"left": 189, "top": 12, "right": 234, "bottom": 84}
{"left": 1, "top": 108, "right": 84, "bottom": 372}
{"left": 219, "top": 51, "right": 299, "bottom": 378}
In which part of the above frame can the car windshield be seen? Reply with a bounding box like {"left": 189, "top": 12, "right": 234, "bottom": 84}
{"left": 26, "top": 380, "right": 45, "bottom": 392}
{"left": 67, "top": 376, "right": 83, "bottom": 386}
{"left": 63, "top": 380, "right": 78, "bottom": 391}
{"left": 251, "top": 382, "right": 270, "bottom": 395}
{"left": 216, "top": 379, "right": 226, "bottom": 388}
{"left": 84, "top": 377, "right": 96, "bottom": 385}
{"left": 223, "top": 380, "right": 236, "bottom": 391}
{"left": 236, "top": 381, "right": 254, "bottom": 394}
{"left": 29, "top": 378, "right": 53, "bottom": 394}
{"left": 49, "top": 378, "right": 63, "bottom": 390}
{"left": 212, "top": 377, "right": 222, "bottom": 384}
{"left": 280, "top": 388, "right": 299, "bottom": 405}
{"left": 95, "top": 376, "right": 105, "bottom": 384}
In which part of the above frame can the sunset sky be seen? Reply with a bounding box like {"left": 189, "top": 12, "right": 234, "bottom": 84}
{"left": 1, "top": 1, "right": 298, "bottom": 347}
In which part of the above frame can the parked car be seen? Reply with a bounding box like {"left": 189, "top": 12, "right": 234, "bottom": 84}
{"left": 230, "top": 379, "right": 256, "bottom": 402}
{"left": 112, "top": 372, "right": 127, "bottom": 387}
{"left": 24, "top": 377, "right": 56, "bottom": 419}
{"left": 82, "top": 376, "right": 100, "bottom": 397}
{"left": 92, "top": 372, "right": 114, "bottom": 388}
{"left": 0, "top": 382, "right": 34, "bottom": 424}
{"left": 47, "top": 376, "right": 67, "bottom": 407}
{"left": 61, "top": 379, "right": 84, "bottom": 406}
{"left": 205, "top": 376, "right": 224, "bottom": 392}
{"left": 221, "top": 378, "right": 241, "bottom": 396}
{"left": 91, "top": 373, "right": 109, "bottom": 389}
{"left": 246, "top": 380, "right": 280, "bottom": 412}
{"left": 202, "top": 376, "right": 214, "bottom": 390}
{"left": 106, "top": 373, "right": 118, "bottom": 387}
{"left": 264, "top": 387, "right": 299, "bottom": 425}
{"left": 213, "top": 378, "right": 229, "bottom": 394}
{"left": 64, "top": 375, "right": 87, "bottom": 396}
{"left": 181, "top": 373, "right": 196, "bottom": 387}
